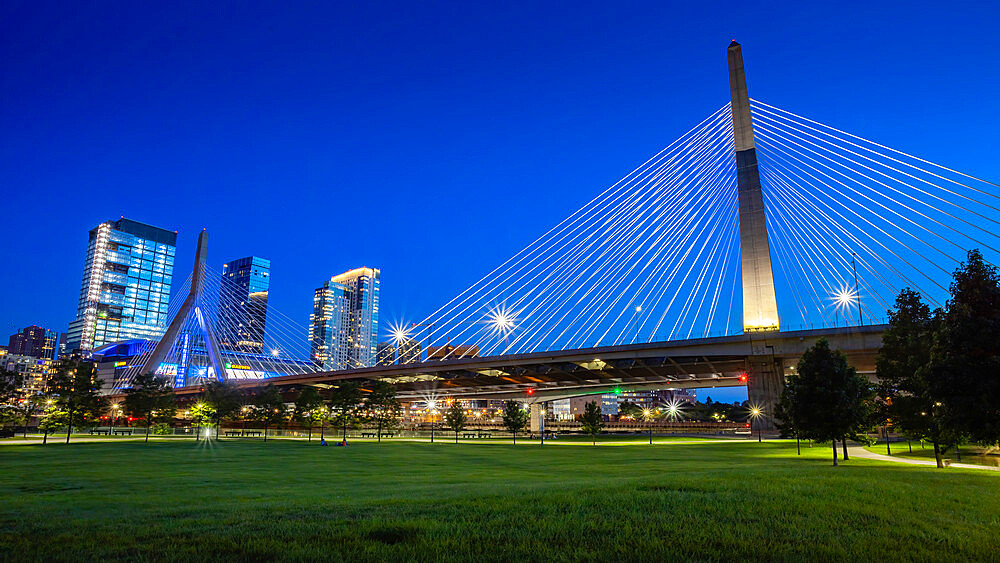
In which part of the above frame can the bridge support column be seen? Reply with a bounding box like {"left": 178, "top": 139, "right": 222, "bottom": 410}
{"left": 746, "top": 355, "right": 783, "bottom": 431}
{"left": 530, "top": 403, "right": 545, "bottom": 434}
{"left": 729, "top": 40, "right": 780, "bottom": 333}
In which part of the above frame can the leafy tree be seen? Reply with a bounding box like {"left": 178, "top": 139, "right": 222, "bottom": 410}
{"left": 501, "top": 400, "right": 529, "bottom": 445}
{"left": 877, "top": 288, "right": 959, "bottom": 467}
{"left": 202, "top": 380, "right": 243, "bottom": 439}
{"left": 37, "top": 398, "right": 64, "bottom": 445}
{"left": 292, "top": 386, "right": 324, "bottom": 441}
{"left": 0, "top": 370, "right": 22, "bottom": 414}
{"left": 617, "top": 401, "right": 642, "bottom": 419}
{"left": 46, "top": 360, "right": 105, "bottom": 444}
{"left": 363, "top": 381, "right": 400, "bottom": 443}
{"left": 124, "top": 373, "right": 177, "bottom": 443}
{"left": 443, "top": 401, "right": 466, "bottom": 443}
{"left": 774, "top": 385, "right": 801, "bottom": 454}
{"left": 251, "top": 384, "right": 287, "bottom": 442}
{"left": 581, "top": 401, "right": 604, "bottom": 445}
{"left": 0, "top": 371, "right": 40, "bottom": 438}
{"left": 929, "top": 250, "right": 1000, "bottom": 447}
{"left": 189, "top": 402, "right": 216, "bottom": 438}
{"left": 783, "top": 338, "right": 874, "bottom": 466}
{"left": 329, "top": 381, "right": 362, "bottom": 443}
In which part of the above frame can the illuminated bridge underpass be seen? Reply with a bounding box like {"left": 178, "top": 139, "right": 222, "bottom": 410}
{"left": 169, "top": 325, "right": 883, "bottom": 406}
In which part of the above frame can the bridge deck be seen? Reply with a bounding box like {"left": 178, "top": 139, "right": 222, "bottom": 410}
{"left": 166, "top": 325, "right": 883, "bottom": 401}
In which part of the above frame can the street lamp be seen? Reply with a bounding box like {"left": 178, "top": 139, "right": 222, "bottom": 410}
{"left": 634, "top": 305, "right": 642, "bottom": 343}
{"left": 642, "top": 407, "right": 653, "bottom": 444}
{"left": 241, "top": 405, "right": 251, "bottom": 436}
{"left": 109, "top": 403, "right": 121, "bottom": 435}
{"left": 748, "top": 404, "right": 764, "bottom": 443}
{"left": 488, "top": 305, "right": 517, "bottom": 355}
{"left": 852, "top": 252, "right": 863, "bottom": 326}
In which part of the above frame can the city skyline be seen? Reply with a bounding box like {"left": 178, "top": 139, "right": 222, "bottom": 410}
{"left": 3, "top": 3, "right": 999, "bottom": 405}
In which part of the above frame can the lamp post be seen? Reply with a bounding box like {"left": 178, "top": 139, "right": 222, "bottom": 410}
{"left": 749, "top": 406, "right": 763, "bottom": 443}
{"left": 634, "top": 305, "right": 642, "bottom": 343}
{"left": 540, "top": 407, "right": 546, "bottom": 447}
{"left": 241, "top": 405, "right": 250, "bottom": 436}
{"left": 852, "top": 252, "right": 863, "bottom": 326}
{"left": 642, "top": 408, "right": 654, "bottom": 444}
{"left": 109, "top": 403, "right": 120, "bottom": 436}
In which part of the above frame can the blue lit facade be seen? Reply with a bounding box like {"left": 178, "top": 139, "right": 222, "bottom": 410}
{"left": 67, "top": 218, "right": 176, "bottom": 353}
{"left": 218, "top": 256, "right": 270, "bottom": 353}
{"left": 94, "top": 338, "right": 314, "bottom": 389}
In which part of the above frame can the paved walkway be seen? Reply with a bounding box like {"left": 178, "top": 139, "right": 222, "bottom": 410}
{"left": 849, "top": 446, "right": 1000, "bottom": 471}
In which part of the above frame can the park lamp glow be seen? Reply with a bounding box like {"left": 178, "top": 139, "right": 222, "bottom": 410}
{"left": 833, "top": 285, "right": 857, "bottom": 310}
{"left": 665, "top": 400, "right": 683, "bottom": 421}
{"left": 487, "top": 305, "right": 517, "bottom": 335}
{"left": 389, "top": 322, "right": 412, "bottom": 345}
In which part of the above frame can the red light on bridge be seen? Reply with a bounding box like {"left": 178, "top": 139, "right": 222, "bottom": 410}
{"left": 738, "top": 373, "right": 748, "bottom": 383}
{"left": 526, "top": 388, "right": 535, "bottom": 395}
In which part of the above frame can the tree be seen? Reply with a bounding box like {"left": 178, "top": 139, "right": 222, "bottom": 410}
{"left": 37, "top": 398, "right": 64, "bottom": 445}
{"left": 189, "top": 402, "right": 215, "bottom": 438}
{"left": 783, "top": 338, "right": 874, "bottom": 466}
{"left": 877, "top": 288, "right": 959, "bottom": 467}
{"left": 363, "top": 381, "right": 400, "bottom": 443}
{"left": 581, "top": 401, "right": 604, "bottom": 445}
{"left": 0, "top": 371, "right": 39, "bottom": 438}
{"left": 0, "top": 370, "right": 23, "bottom": 427}
{"left": 202, "top": 380, "right": 242, "bottom": 439}
{"left": 46, "top": 360, "right": 105, "bottom": 444}
{"left": 929, "top": 250, "right": 1000, "bottom": 447}
{"left": 251, "top": 384, "right": 286, "bottom": 442}
{"left": 618, "top": 401, "right": 642, "bottom": 419}
{"left": 329, "top": 381, "right": 362, "bottom": 443}
{"left": 443, "top": 401, "right": 466, "bottom": 443}
{"left": 124, "top": 373, "right": 177, "bottom": 443}
{"left": 292, "top": 386, "right": 324, "bottom": 441}
{"left": 774, "top": 385, "right": 801, "bottom": 455}
{"left": 501, "top": 400, "right": 529, "bottom": 445}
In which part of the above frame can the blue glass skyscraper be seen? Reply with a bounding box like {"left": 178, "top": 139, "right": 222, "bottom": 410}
{"left": 218, "top": 256, "right": 271, "bottom": 354}
{"left": 67, "top": 218, "right": 177, "bottom": 352}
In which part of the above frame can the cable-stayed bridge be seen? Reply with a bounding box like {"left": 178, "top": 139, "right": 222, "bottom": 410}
{"left": 106, "top": 42, "right": 999, "bottom": 425}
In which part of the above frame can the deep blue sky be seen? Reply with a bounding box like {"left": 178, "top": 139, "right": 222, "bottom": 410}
{"left": 2, "top": 2, "right": 997, "bottom": 401}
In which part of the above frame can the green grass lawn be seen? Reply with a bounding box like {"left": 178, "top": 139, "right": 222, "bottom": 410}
{"left": 2, "top": 439, "right": 998, "bottom": 561}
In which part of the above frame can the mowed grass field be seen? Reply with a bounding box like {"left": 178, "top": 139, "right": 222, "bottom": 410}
{"left": 2, "top": 439, "right": 998, "bottom": 561}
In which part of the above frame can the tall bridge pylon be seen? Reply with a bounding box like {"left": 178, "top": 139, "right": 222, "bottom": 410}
{"left": 729, "top": 40, "right": 780, "bottom": 333}
{"left": 144, "top": 230, "right": 229, "bottom": 382}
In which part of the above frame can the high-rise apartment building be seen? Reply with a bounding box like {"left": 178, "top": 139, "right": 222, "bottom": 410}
{"left": 8, "top": 325, "right": 57, "bottom": 359}
{"left": 376, "top": 341, "right": 395, "bottom": 366}
{"left": 66, "top": 218, "right": 177, "bottom": 353}
{"left": 397, "top": 337, "right": 422, "bottom": 364}
{"left": 2, "top": 355, "right": 55, "bottom": 397}
{"left": 309, "top": 267, "right": 380, "bottom": 370}
{"left": 218, "top": 256, "right": 270, "bottom": 353}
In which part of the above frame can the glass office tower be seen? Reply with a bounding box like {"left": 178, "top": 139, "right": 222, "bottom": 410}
{"left": 218, "top": 256, "right": 270, "bottom": 353}
{"left": 309, "top": 267, "right": 380, "bottom": 370}
{"left": 66, "top": 218, "right": 177, "bottom": 353}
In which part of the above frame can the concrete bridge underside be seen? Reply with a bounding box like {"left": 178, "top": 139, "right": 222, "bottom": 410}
{"left": 172, "top": 325, "right": 883, "bottom": 423}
